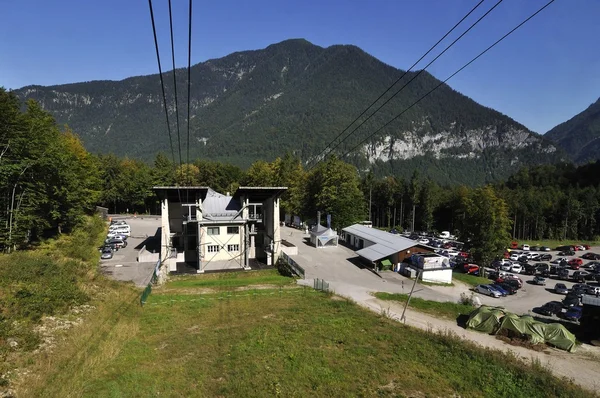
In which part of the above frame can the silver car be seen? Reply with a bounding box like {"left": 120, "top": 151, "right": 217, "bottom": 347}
{"left": 100, "top": 249, "right": 113, "bottom": 260}
{"left": 554, "top": 283, "right": 569, "bottom": 294}
{"left": 475, "top": 284, "right": 501, "bottom": 298}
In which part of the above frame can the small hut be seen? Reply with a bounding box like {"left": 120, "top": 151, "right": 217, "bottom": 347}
{"left": 309, "top": 225, "right": 338, "bottom": 248}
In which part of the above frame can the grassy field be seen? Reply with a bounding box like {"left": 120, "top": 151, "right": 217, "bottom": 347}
{"left": 452, "top": 271, "right": 491, "bottom": 287}
{"left": 375, "top": 292, "right": 474, "bottom": 319}
{"left": 13, "top": 271, "right": 593, "bottom": 397}
{"left": 167, "top": 269, "right": 296, "bottom": 289}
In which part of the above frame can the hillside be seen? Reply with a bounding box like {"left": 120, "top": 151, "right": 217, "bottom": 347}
{"left": 545, "top": 97, "right": 600, "bottom": 164}
{"left": 13, "top": 39, "right": 562, "bottom": 184}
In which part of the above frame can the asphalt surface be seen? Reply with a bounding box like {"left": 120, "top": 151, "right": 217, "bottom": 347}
{"left": 99, "top": 216, "right": 161, "bottom": 287}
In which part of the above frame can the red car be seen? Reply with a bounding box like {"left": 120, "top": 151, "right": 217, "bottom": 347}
{"left": 458, "top": 251, "right": 469, "bottom": 258}
{"left": 510, "top": 241, "right": 519, "bottom": 249}
{"left": 463, "top": 264, "right": 479, "bottom": 275}
{"left": 568, "top": 258, "right": 583, "bottom": 269}
{"left": 583, "top": 244, "right": 591, "bottom": 250}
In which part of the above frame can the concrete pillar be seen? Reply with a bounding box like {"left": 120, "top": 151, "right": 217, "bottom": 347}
{"left": 158, "top": 197, "right": 170, "bottom": 284}
{"left": 272, "top": 197, "right": 281, "bottom": 266}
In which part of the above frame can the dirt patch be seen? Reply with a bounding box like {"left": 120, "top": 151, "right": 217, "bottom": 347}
{"left": 495, "top": 334, "right": 547, "bottom": 352}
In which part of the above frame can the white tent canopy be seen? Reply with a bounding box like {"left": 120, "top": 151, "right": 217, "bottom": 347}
{"left": 309, "top": 225, "right": 338, "bottom": 248}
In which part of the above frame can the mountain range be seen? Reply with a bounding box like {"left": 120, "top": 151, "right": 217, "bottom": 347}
{"left": 545, "top": 97, "right": 600, "bottom": 164}
{"left": 12, "top": 38, "right": 565, "bottom": 185}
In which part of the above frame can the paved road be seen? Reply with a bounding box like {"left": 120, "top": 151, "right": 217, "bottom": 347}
{"left": 99, "top": 216, "right": 161, "bottom": 287}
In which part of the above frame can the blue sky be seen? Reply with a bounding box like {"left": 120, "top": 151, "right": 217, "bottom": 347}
{"left": 1, "top": 0, "right": 598, "bottom": 133}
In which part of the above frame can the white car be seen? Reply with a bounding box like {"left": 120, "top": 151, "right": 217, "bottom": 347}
{"left": 501, "top": 263, "right": 513, "bottom": 271}
{"left": 418, "top": 238, "right": 430, "bottom": 245}
{"left": 509, "top": 253, "right": 520, "bottom": 261}
{"left": 529, "top": 253, "right": 540, "bottom": 260}
{"left": 522, "top": 244, "right": 530, "bottom": 251}
{"left": 446, "top": 249, "right": 459, "bottom": 257}
{"left": 475, "top": 284, "right": 501, "bottom": 298}
{"left": 509, "top": 264, "right": 523, "bottom": 274}
{"left": 497, "top": 259, "right": 512, "bottom": 267}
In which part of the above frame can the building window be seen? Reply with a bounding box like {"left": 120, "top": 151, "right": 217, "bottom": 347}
{"left": 207, "top": 245, "right": 220, "bottom": 253}
{"left": 207, "top": 227, "right": 220, "bottom": 235}
{"left": 227, "top": 244, "right": 239, "bottom": 252}
{"left": 227, "top": 226, "right": 239, "bottom": 234}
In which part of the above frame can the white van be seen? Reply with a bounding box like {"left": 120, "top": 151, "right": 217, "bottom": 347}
{"left": 109, "top": 224, "right": 131, "bottom": 236}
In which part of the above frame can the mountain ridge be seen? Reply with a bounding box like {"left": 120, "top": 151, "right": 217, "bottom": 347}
{"left": 545, "top": 97, "right": 600, "bottom": 164}
{"left": 12, "top": 38, "right": 563, "bottom": 184}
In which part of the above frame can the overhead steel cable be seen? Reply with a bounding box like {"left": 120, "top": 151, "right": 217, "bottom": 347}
{"left": 168, "top": 0, "right": 183, "bottom": 168}
{"left": 186, "top": 0, "right": 193, "bottom": 169}
{"left": 147, "top": 0, "right": 176, "bottom": 163}
{"left": 316, "top": 0, "right": 505, "bottom": 167}
{"left": 308, "top": 0, "right": 487, "bottom": 169}
{"left": 340, "top": 0, "right": 556, "bottom": 161}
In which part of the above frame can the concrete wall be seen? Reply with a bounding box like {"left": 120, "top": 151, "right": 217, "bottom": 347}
{"left": 421, "top": 269, "right": 453, "bottom": 284}
{"left": 137, "top": 245, "right": 160, "bottom": 263}
{"left": 160, "top": 198, "right": 172, "bottom": 279}
{"left": 201, "top": 225, "right": 243, "bottom": 263}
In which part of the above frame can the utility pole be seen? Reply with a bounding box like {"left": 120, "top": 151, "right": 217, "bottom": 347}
{"left": 411, "top": 204, "right": 416, "bottom": 232}
{"left": 401, "top": 269, "right": 422, "bottom": 323}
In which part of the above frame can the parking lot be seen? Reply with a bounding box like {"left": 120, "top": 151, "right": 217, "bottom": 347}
{"left": 99, "top": 216, "right": 161, "bottom": 287}
{"left": 282, "top": 226, "right": 598, "bottom": 320}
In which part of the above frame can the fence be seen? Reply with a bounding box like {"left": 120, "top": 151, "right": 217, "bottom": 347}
{"left": 313, "top": 278, "right": 329, "bottom": 292}
{"left": 140, "top": 258, "right": 162, "bottom": 306}
{"left": 279, "top": 252, "right": 305, "bottom": 279}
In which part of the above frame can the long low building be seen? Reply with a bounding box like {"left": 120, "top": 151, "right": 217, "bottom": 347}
{"left": 341, "top": 224, "right": 434, "bottom": 266}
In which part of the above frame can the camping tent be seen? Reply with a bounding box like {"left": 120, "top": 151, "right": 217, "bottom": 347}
{"left": 309, "top": 225, "right": 339, "bottom": 248}
{"left": 466, "top": 306, "right": 505, "bottom": 334}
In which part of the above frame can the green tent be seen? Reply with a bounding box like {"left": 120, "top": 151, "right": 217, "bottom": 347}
{"left": 542, "top": 323, "right": 577, "bottom": 352}
{"left": 466, "top": 306, "right": 505, "bottom": 334}
{"left": 498, "top": 314, "right": 545, "bottom": 345}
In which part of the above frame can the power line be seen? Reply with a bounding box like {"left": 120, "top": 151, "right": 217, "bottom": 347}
{"left": 340, "top": 0, "right": 556, "bottom": 161}
{"left": 186, "top": 0, "right": 193, "bottom": 169}
{"left": 314, "top": 0, "right": 505, "bottom": 168}
{"left": 147, "top": 0, "right": 176, "bottom": 163}
{"left": 168, "top": 0, "right": 183, "bottom": 168}
{"left": 307, "top": 0, "right": 487, "bottom": 169}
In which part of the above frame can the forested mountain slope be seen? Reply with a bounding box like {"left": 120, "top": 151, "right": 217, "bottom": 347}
{"left": 13, "top": 39, "right": 562, "bottom": 184}
{"left": 545, "top": 97, "right": 600, "bottom": 164}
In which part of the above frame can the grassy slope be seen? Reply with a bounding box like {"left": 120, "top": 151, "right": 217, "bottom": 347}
{"left": 374, "top": 292, "right": 474, "bottom": 319}
{"left": 16, "top": 272, "right": 592, "bottom": 398}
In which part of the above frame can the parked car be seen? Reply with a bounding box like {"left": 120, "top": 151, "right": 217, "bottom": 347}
{"left": 463, "top": 264, "right": 480, "bottom": 275}
{"left": 494, "top": 282, "right": 517, "bottom": 295}
{"left": 509, "top": 264, "right": 523, "bottom": 274}
{"left": 572, "top": 271, "right": 590, "bottom": 283}
{"left": 524, "top": 264, "right": 537, "bottom": 275}
{"left": 418, "top": 238, "right": 430, "bottom": 245}
{"left": 582, "top": 252, "right": 600, "bottom": 260}
{"left": 554, "top": 283, "right": 569, "bottom": 294}
{"left": 102, "top": 243, "right": 119, "bottom": 252}
{"left": 510, "top": 241, "right": 519, "bottom": 249}
{"left": 530, "top": 246, "right": 540, "bottom": 251}
{"left": 557, "top": 268, "right": 570, "bottom": 279}
{"left": 100, "top": 249, "right": 114, "bottom": 260}
{"left": 475, "top": 284, "right": 502, "bottom": 298}
{"left": 105, "top": 238, "right": 127, "bottom": 248}
{"left": 551, "top": 257, "right": 567, "bottom": 264}
{"left": 540, "top": 246, "right": 551, "bottom": 252}
{"left": 583, "top": 261, "right": 600, "bottom": 269}
{"left": 563, "top": 306, "right": 583, "bottom": 322}
{"left": 522, "top": 244, "right": 530, "bottom": 251}
{"left": 587, "top": 286, "right": 600, "bottom": 296}
{"left": 556, "top": 245, "right": 574, "bottom": 252}
{"left": 538, "top": 254, "right": 552, "bottom": 261}
{"left": 529, "top": 253, "right": 540, "bottom": 261}
{"left": 509, "top": 253, "right": 520, "bottom": 261}
{"left": 562, "top": 293, "right": 580, "bottom": 307}
{"left": 559, "top": 250, "right": 576, "bottom": 256}
{"left": 571, "top": 284, "right": 588, "bottom": 297}
{"left": 576, "top": 245, "right": 586, "bottom": 251}
{"left": 500, "top": 262, "right": 513, "bottom": 271}
{"left": 532, "top": 276, "right": 547, "bottom": 286}
{"left": 488, "top": 284, "right": 508, "bottom": 297}
{"left": 583, "top": 244, "right": 591, "bottom": 250}
{"left": 538, "top": 301, "right": 564, "bottom": 316}
{"left": 568, "top": 258, "right": 583, "bottom": 270}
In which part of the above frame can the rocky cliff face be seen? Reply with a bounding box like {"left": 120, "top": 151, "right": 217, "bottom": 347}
{"left": 13, "top": 38, "right": 562, "bottom": 184}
